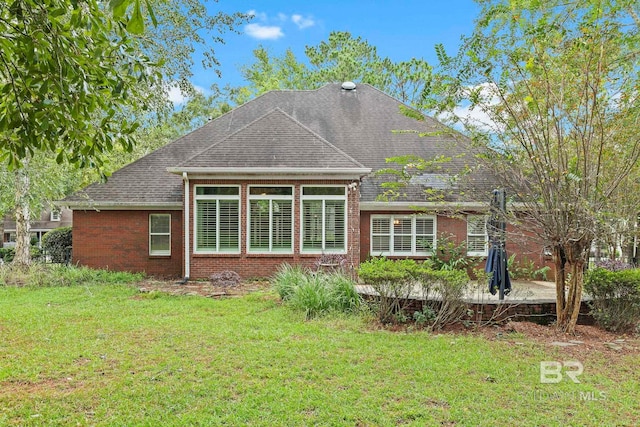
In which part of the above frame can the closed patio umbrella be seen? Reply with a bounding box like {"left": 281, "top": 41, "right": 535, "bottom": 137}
{"left": 484, "top": 189, "right": 511, "bottom": 300}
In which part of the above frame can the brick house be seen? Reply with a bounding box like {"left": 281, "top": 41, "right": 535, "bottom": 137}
{"left": 61, "top": 83, "right": 548, "bottom": 279}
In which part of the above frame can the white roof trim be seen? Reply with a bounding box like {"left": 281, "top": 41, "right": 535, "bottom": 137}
{"left": 168, "top": 167, "right": 371, "bottom": 176}
{"left": 59, "top": 201, "right": 182, "bottom": 211}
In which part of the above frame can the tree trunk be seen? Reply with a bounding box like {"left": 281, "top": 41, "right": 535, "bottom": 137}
{"left": 553, "top": 245, "right": 567, "bottom": 327}
{"left": 12, "top": 167, "right": 31, "bottom": 267}
{"left": 556, "top": 239, "right": 590, "bottom": 333}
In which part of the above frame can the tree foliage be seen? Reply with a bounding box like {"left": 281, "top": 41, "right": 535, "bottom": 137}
{"left": 433, "top": 0, "right": 640, "bottom": 332}
{"left": 236, "top": 31, "right": 435, "bottom": 111}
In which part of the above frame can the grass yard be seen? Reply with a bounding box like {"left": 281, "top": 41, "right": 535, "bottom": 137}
{"left": 0, "top": 281, "right": 639, "bottom": 426}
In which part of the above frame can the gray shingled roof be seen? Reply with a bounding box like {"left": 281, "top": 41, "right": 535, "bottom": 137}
{"left": 63, "top": 83, "right": 495, "bottom": 207}
{"left": 175, "top": 108, "right": 366, "bottom": 170}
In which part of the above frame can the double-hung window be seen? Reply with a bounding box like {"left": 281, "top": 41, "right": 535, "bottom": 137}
{"left": 301, "top": 186, "right": 347, "bottom": 253}
{"left": 194, "top": 186, "right": 240, "bottom": 253}
{"left": 467, "top": 215, "right": 488, "bottom": 256}
{"left": 149, "top": 214, "right": 171, "bottom": 256}
{"left": 371, "top": 215, "right": 436, "bottom": 256}
{"left": 248, "top": 186, "right": 293, "bottom": 253}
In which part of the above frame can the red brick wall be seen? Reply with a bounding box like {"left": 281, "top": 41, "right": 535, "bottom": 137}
{"left": 73, "top": 210, "right": 183, "bottom": 278}
{"left": 187, "top": 179, "right": 361, "bottom": 280}
{"left": 359, "top": 210, "right": 551, "bottom": 273}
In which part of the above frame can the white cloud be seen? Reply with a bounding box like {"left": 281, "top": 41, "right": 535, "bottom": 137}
{"left": 246, "top": 9, "right": 267, "bottom": 21}
{"left": 245, "top": 23, "right": 284, "bottom": 40}
{"left": 165, "top": 84, "right": 207, "bottom": 106}
{"left": 291, "top": 14, "right": 315, "bottom": 29}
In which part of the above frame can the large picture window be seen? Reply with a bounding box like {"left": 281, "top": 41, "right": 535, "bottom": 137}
{"left": 467, "top": 215, "right": 488, "bottom": 256}
{"left": 248, "top": 186, "right": 293, "bottom": 253}
{"left": 370, "top": 215, "right": 435, "bottom": 256}
{"left": 149, "top": 214, "right": 171, "bottom": 256}
{"left": 301, "top": 186, "right": 347, "bottom": 253}
{"left": 194, "top": 186, "right": 240, "bottom": 253}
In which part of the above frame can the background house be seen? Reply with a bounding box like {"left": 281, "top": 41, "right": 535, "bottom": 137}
{"left": 1, "top": 208, "right": 72, "bottom": 249}
{"left": 62, "top": 83, "right": 549, "bottom": 279}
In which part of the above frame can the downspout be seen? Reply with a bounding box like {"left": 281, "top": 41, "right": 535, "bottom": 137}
{"left": 182, "top": 172, "right": 190, "bottom": 282}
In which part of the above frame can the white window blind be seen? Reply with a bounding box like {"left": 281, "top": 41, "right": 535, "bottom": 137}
{"left": 301, "top": 186, "right": 346, "bottom": 253}
{"left": 194, "top": 186, "right": 240, "bottom": 253}
{"left": 248, "top": 186, "right": 293, "bottom": 253}
{"left": 467, "top": 215, "right": 488, "bottom": 256}
{"left": 370, "top": 215, "right": 435, "bottom": 256}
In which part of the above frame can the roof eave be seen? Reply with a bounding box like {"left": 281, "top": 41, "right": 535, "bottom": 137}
{"left": 57, "top": 201, "right": 183, "bottom": 211}
{"left": 168, "top": 167, "right": 372, "bottom": 180}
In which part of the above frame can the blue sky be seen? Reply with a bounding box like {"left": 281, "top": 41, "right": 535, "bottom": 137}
{"left": 176, "top": 0, "right": 480, "bottom": 101}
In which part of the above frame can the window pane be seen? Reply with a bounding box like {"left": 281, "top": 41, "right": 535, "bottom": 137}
{"left": 372, "top": 218, "right": 390, "bottom": 234}
{"left": 272, "top": 201, "right": 292, "bottom": 250}
{"left": 394, "top": 218, "right": 412, "bottom": 235}
{"left": 468, "top": 216, "right": 486, "bottom": 234}
{"left": 196, "top": 200, "right": 217, "bottom": 251}
{"left": 468, "top": 236, "right": 486, "bottom": 253}
{"left": 250, "top": 200, "right": 270, "bottom": 250}
{"left": 303, "top": 186, "right": 345, "bottom": 196}
{"left": 249, "top": 187, "right": 292, "bottom": 196}
{"left": 303, "top": 201, "right": 323, "bottom": 250}
{"left": 372, "top": 236, "right": 390, "bottom": 252}
{"left": 150, "top": 235, "right": 170, "bottom": 253}
{"left": 324, "top": 200, "right": 345, "bottom": 250}
{"left": 196, "top": 186, "right": 239, "bottom": 196}
{"left": 150, "top": 214, "right": 170, "bottom": 234}
{"left": 416, "top": 236, "right": 434, "bottom": 253}
{"left": 394, "top": 235, "right": 412, "bottom": 252}
{"left": 219, "top": 200, "right": 239, "bottom": 250}
{"left": 415, "top": 218, "right": 434, "bottom": 235}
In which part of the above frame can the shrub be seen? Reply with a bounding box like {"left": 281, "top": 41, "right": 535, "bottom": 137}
{"left": 358, "top": 258, "right": 420, "bottom": 323}
{"left": 430, "top": 234, "right": 477, "bottom": 271}
{"left": 594, "top": 259, "right": 634, "bottom": 272}
{"left": 42, "top": 227, "right": 72, "bottom": 263}
{"left": 0, "top": 247, "right": 15, "bottom": 263}
{"left": 507, "top": 255, "right": 550, "bottom": 281}
{"left": 584, "top": 267, "right": 640, "bottom": 332}
{"left": 358, "top": 257, "right": 470, "bottom": 328}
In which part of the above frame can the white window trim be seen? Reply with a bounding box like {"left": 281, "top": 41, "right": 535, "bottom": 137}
{"left": 247, "top": 185, "right": 294, "bottom": 254}
{"left": 370, "top": 214, "right": 437, "bottom": 256}
{"left": 193, "top": 185, "right": 241, "bottom": 254}
{"left": 50, "top": 210, "right": 61, "bottom": 221}
{"left": 467, "top": 214, "right": 488, "bottom": 257}
{"left": 300, "top": 185, "right": 348, "bottom": 254}
{"left": 149, "top": 213, "right": 171, "bottom": 256}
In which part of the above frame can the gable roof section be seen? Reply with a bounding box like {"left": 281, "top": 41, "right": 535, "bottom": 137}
{"left": 62, "top": 83, "right": 496, "bottom": 209}
{"left": 169, "top": 108, "right": 369, "bottom": 177}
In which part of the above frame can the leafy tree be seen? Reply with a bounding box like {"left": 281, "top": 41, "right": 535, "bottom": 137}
{"left": 236, "top": 32, "right": 435, "bottom": 111}
{"left": 432, "top": 0, "right": 640, "bottom": 332}
{"left": 0, "top": 0, "right": 247, "bottom": 265}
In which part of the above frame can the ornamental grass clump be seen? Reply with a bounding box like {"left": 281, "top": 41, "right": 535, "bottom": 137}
{"left": 272, "top": 263, "right": 362, "bottom": 319}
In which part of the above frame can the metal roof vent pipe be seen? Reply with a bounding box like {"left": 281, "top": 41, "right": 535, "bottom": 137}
{"left": 341, "top": 81, "right": 356, "bottom": 91}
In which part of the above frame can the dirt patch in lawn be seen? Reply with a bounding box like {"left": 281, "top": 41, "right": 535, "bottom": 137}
{"left": 449, "top": 320, "right": 640, "bottom": 357}
{"left": 136, "top": 278, "right": 271, "bottom": 298}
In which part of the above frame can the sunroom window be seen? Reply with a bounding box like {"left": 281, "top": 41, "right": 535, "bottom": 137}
{"left": 194, "top": 186, "right": 240, "bottom": 253}
{"left": 371, "top": 215, "right": 435, "bottom": 256}
{"left": 301, "top": 186, "right": 346, "bottom": 253}
{"left": 248, "top": 186, "right": 293, "bottom": 253}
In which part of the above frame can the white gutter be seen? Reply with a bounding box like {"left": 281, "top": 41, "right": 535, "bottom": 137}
{"left": 183, "top": 172, "right": 190, "bottom": 280}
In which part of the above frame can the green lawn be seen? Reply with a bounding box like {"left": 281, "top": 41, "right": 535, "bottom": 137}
{"left": 0, "top": 283, "right": 638, "bottom": 426}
